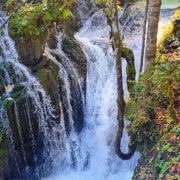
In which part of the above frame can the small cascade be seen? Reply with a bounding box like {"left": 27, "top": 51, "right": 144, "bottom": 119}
{"left": 0, "top": 10, "right": 56, "bottom": 179}
{"left": 48, "top": 9, "right": 140, "bottom": 180}
{"left": 75, "top": 9, "right": 140, "bottom": 179}
{"left": 40, "top": 32, "right": 85, "bottom": 175}
{"left": 0, "top": 1, "right": 177, "bottom": 179}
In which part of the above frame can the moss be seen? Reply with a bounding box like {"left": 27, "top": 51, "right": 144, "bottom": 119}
{"left": 4, "top": 99, "right": 14, "bottom": 111}
{"left": 37, "top": 62, "right": 58, "bottom": 92}
{"left": 8, "top": 1, "right": 75, "bottom": 42}
{"left": 37, "top": 69, "right": 48, "bottom": 90}
{"left": 168, "top": 102, "right": 177, "bottom": 120}
{"left": 6, "top": 0, "right": 17, "bottom": 12}
{"left": 126, "top": 66, "right": 136, "bottom": 78}
{"left": 103, "top": 8, "right": 111, "bottom": 17}
{"left": 37, "top": 69, "right": 46, "bottom": 78}
{"left": 12, "top": 84, "right": 24, "bottom": 93}
{"left": 121, "top": 46, "right": 136, "bottom": 95}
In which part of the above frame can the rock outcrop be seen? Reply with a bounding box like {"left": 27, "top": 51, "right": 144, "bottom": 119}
{"left": 173, "top": 18, "right": 180, "bottom": 41}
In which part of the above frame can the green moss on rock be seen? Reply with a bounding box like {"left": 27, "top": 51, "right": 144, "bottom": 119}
{"left": 4, "top": 99, "right": 14, "bottom": 111}
{"left": 12, "top": 84, "right": 24, "bottom": 93}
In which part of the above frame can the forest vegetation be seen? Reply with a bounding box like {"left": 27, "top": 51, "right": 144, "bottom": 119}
{"left": 0, "top": 0, "right": 180, "bottom": 179}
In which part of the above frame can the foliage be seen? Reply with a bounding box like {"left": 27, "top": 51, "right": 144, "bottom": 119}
{"left": 3, "top": 99, "right": 14, "bottom": 111}
{"left": 95, "top": 0, "right": 122, "bottom": 11}
{"left": 8, "top": 0, "right": 76, "bottom": 42}
{"left": 130, "top": 11, "right": 180, "bottom": 178}
{"left": 133, "top": 125, "right": 180, "bottom": 180}
{"left": 152, "top": 61, "right": 180, "bottom": 120}
{"left": 126, "top": 58, "right": 180, "bottom": 153}
{"left": 6, "top": 0, "right": 17, "bottom": 13}
{"left": 126, "top": 72, "right": 159, "bottom": 152}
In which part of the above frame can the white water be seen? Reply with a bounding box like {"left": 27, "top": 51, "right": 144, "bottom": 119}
{"left": 0, "top": 10, "right": 56, "bottom": 178}
{"left": 48, "top": 9, "right": 140, "bottom": 180}
{"left": 0, "top": 3, "right": 175, "bottom": 179}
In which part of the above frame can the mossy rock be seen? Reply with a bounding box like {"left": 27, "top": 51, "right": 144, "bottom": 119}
{"left": 3, "top": 99, "right": 14, "bottom": 111}
{"left": 11, "top": 84, "right": 26, "bottom": 103}
{"left": 12, "top": 84, "right": 24, "bottom": 93}
{"left": 36, "top": 57, "right": 60, "bottom": 123}
{"left": 61, "top": 37, "right": 87, "bottom": 79}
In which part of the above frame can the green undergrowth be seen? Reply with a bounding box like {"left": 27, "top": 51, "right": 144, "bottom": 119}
{"left": 126, "top": 60, "right": 180, "bottom": 152}
{"left": 128, "top": 62, "right": 180, "bottom": 179}
{"left": 133, "top": 125, "right": 180, "bottom": 180}
{"left": 127, "top": 10, "right": 180, "bottom": 178}
{"left": 8, "top": 0, "right": 76, "bottom": 42}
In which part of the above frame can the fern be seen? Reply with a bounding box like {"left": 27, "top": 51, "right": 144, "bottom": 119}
{"left": 62, "top": 9, "right": 73, "bottom": 20}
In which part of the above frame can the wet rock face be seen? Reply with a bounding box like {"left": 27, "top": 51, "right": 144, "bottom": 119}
{"left": 4, "top": 97, "right": 46, "bottom": 180}
{"left": 18, "top": 34, "right": 48, "bottom": 67}
{"left": 0, "top": 80, "right": 53, "bottom": 180}
{"left": 48, "top": 32, "right": 58, "bottom": 49}
{"left": 76, "top": 0, "right": 99, "bottom": 22}
{"left": 0, "top": 0, "right": 6, "bottom": 10}
{"left": 34, "top": 55, "right": 61, "bottom": 124}
{"left": 61, "top": 37, "right": 87, "bottom": 79}
{"left": 0, "top": 86, "right": 47, "bottom": 180}
{"left": 60, "top": 36, "right": 86, "bottom": 133}
{"left": 1, "top": 2, "right": 87, "bottom": 178}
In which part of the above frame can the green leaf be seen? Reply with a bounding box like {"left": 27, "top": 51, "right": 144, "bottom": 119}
{"left": 62, "top": 9, "right": 73, "bottom": 19}
{"left": 103, "top": 8, "right": 111, "bottom": 17}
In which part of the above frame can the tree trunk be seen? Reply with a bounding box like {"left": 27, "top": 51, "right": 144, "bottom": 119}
{"left": 139, "top": 0, "right": 149, "bottom": 74}
{"left": 109, "top": 0, "right": 136, "bottom": 160}
{"left": 144, "top": 0, "right": 161, "bottom": 71}
{"left": 110, "top": 0, "right": 125, "bottom": 151}
{"left": 121, "top": 47, "right": 136, "bottom": 94}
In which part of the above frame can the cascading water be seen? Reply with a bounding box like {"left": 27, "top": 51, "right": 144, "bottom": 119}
{"left": 0, "top": 1, "right": 177, "bottom": 179}
{"left": 48, "top": 8, "right": 141, "bottom": 180}
{"left": 40, "top": 32, "right": 85, "bottom": 175}
{"left": 0, "top": 10, "right": 56, "bottom": 179}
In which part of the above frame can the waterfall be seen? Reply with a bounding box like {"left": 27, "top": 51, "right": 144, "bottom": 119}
{"left": 1, "top": 2, "right": 176, "bottom": 179}
{"left": 40, "top": 32, "right": 85, "bottom": 175}
{"left": 41, "top": 7, "right": 179, "bottom": 180}
{"left": 48, "top": 9, "right": 140, "bottom": 180}
{"left": 0, "top": 10, "right": 56, "bottom": 179}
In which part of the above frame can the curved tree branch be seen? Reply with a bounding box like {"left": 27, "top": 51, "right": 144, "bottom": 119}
{"left": 115, "top": 132, "right": 137, "bottom": 160}
{"left": 108, "top": 0, "right": 137, "bottom": 160}
{"left": 122, "top": 47, "right": 136, "bottom": 94}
